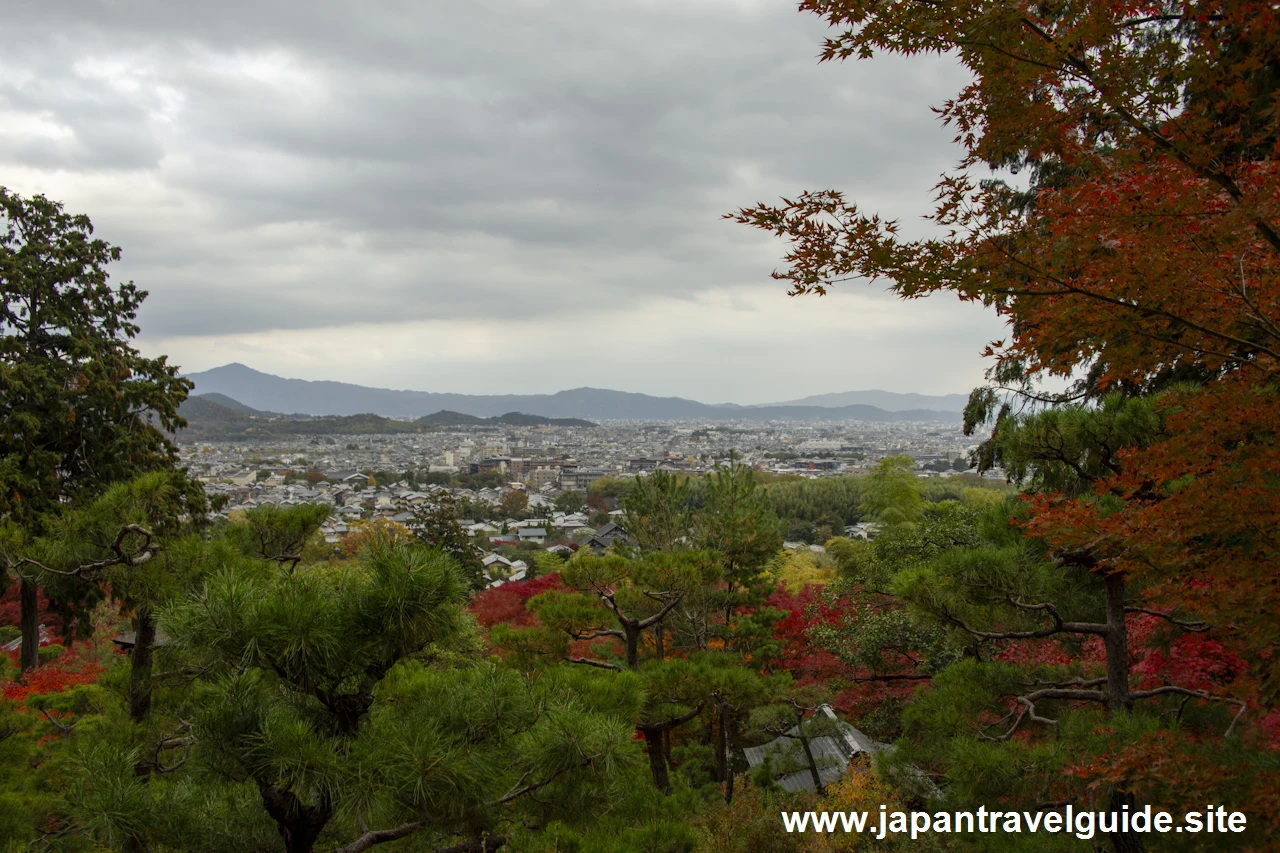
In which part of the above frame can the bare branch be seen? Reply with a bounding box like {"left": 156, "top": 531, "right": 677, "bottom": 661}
{"left": 566, "top": 657, "right": 622, "bottom": 672}
{"left": 19, "top": 524, "right": 160, "bottom": 580}
{"left": 642, "top": 701, "right": 705, "bottom": 733}
{"left": 1015, "top": 14, "right": 1280, "bottom": 253}
{"left": 155, "top": 740, "right": 192, "bottom": 773}
{"left": 40, "top": 708, "right": 77, "bottom": 738}
{"left": 1124, "top": 607, "right": 1210, "bottom": 632}
{"left": 852, "top": 672, "right": 933, "bottom": 683}
{"left": 1128, "top": 686, "right": 1247, "bottom": 737}
{"left": 940, "top": 601, "right": 1108, "bottom": 640}
{"left": 429, "top": 836, "right": 510, "bottom": 853}
{"left": 332, "top": 821, "right": 426, "bottom": 853}
{"left": 494, "top": 762, "right": 582, "bottom": 805}
{"left": 636, "top": 593, "right": 683, "bottom": 630}
{"left": 570, "top": 627, "right": 625, "bottom": 642}
{"left": 1022, "top": 687, "right": 1109, "bottom": 704}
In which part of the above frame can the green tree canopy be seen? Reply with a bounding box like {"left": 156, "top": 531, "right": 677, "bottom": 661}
{"left": 1, "top": 188, "right": 190, "bottom": 670}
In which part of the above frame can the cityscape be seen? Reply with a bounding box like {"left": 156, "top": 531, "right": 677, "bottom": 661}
{"left": 180, "top": 382, "right": 996, "bottom": 580}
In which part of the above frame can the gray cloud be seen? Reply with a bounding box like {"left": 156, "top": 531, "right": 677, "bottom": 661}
{"left": 0, "top": 0, "right": 1002, "bottom": 399}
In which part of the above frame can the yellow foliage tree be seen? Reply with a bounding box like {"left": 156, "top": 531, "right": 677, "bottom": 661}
{"left": 338, "top": 517, "right": 412, "bottom": 557}
{"left": 769, "top": 547, "right": 836, "bottom": 592}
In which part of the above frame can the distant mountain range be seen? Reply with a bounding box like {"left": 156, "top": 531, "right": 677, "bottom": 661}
{"left": 194, "top": 392, "right": 262, "bottom": 414}
{"left": 176, "top": 397, "right": 422, "bottom": 440}
{"left": 176, "top": 396, "right": 599, "bottom": 440}
{"left": 418, "top": 411, "right": 596, "bottom": 428}
{"left": 760, "top": 389, "right": 970, "bottom": 411}
{"left": 183, "top": 363, "right": 964, "bottom": 423}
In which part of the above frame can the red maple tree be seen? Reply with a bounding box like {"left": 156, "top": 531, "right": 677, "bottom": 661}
{"left": 729, "top": 0, "right": 1280, "bottom": 831}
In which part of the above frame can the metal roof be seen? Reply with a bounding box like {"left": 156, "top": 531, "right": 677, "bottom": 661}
{"left": 742, "top": 704, "right": 887, "bottom": 793}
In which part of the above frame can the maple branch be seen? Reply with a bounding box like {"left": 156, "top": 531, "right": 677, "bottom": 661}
{"left": 993, "top": 384, "right": 1090, "bottom": 406}
{"left": 1124, "top": 327, "right": 1259, "bottom": 370}
{"left": 1115, "top": 14, "right": 1222, "bottom": 28}
{"left": 1123, "top": 607, "right": 1210, "bottom": 633}
{"left": 1016, "top": 15, "right": 1280, "bottom": 254}
{"left": 1127, "top": 686, "right": 1248, "bottom": 737}
{"left": 1230, "top": 259, "right": 1280, "bottom": 343}
{"left": 984, "top": 251, "right": 1280, "bottom": 364}
{"left": 952, "top": 37, "right": 1065, "bottom": 75}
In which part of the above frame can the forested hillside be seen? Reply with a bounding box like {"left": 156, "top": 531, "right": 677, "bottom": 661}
{"left": 175, "top": 396, "right": 425, "bottom": 439}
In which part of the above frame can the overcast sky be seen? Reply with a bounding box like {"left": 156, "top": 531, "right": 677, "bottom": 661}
{"left": 2, "top": 0, "right": 1007, "bottom": 404}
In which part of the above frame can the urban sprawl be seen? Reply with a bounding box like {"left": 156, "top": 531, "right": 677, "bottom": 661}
{"left": 183, "top": 418, "right": 999, "bottom": 586}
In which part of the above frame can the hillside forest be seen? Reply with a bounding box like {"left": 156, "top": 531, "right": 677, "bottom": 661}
{"left": 3, "top": 1, "right": 1279, "bottom": 852}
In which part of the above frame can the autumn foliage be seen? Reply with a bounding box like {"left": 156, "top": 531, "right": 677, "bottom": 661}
{"left": 731, "top": 0, "right": 1280, "bottom": 841}
{"left": 469, "top": 573, "right": 563, "bottom": 629}
{"left": 3, "top": 646, "right": 105, "bottom": 710}
{"left": 336, "top": 517, "right": 413, "bottom": 556}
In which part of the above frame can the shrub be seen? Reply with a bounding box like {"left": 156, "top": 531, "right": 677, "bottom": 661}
{"left": 37, "top": 644, "right": 65, "bottom": 665}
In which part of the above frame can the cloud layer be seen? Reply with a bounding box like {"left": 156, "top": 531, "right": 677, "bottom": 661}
{"left": 1, "top": 0, "right": 1006, "bottom": 403}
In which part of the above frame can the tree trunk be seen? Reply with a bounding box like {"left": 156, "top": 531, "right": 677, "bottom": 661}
{"left": 624, "top": 623, "right": 641, "bottom": 670}
{"left": 713, "top": 710, "right": 727, "bottom": 784}
{"left": 719, "top": 703, "right": 734, "bottom": 804}
{"left": 642, "top": 727, "right": 671, "bottom": 794}
{"left": 798, "top": 734, "right": 825, "bottom": 795}
{"left": 1103, "top": 572, "right": 1131, "bottom": 712}
{"left": 128, "top": 607, "right": 156, "bottom": 722}
{"left": 120, "top": 835, "right": 150, "bottom": 853}
{"left": 1101, "top": 573, "right": 1144, "bottom": 853}
{"left": 1107, "top": 787, "right": 1146, "bottom": 853}
{"left": 260, "top": 784, "right": 332, "bottom": 853}
{"left": 654, "top": 623, "right": 664, "bottom": 662}
{"left": 19, "top": 575, "right": 39, "bottom": 672}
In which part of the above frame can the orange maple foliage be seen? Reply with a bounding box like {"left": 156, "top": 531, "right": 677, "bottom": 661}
{"left": 730, "top": 0, "right": 1280, "bottom": 836}
{"left": 3, "top": 648, "right": 105, "bottom": 711}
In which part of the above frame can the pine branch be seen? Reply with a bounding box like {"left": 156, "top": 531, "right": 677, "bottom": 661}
{"left": 566, "top": 657, "right": 622, "bottom": 672}
{"left": 331, "top": 821, "right": 426, "bottom": 853}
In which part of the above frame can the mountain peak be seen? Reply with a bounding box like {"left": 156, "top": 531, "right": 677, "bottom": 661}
{"left": 183, "top": 364, "right": 964, "bottom": 422}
